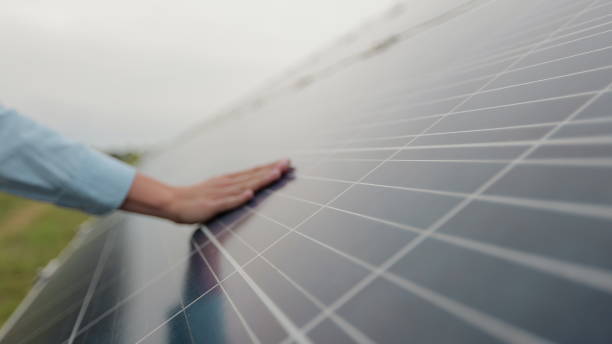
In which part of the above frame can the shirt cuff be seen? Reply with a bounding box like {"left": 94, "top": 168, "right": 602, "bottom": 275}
{"left": 56, "top": 148, "right": 136, "bottom": 215}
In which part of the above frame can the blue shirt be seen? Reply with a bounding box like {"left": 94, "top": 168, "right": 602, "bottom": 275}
{"left": 0, "top": 105, "right": 136, "bottom": 215}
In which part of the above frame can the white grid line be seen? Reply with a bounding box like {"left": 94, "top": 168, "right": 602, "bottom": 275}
{"left": 295, "top": 135, "right": 612, "bottom": 155}
{"left": 287, "top": 0, "right": 605, "bottom": 334}
{"left": 67, "top": 231, "right": 115, "bottom": 344}
{"left": 259, "top": 189, "right": 612, "bottom": 295}
{"left": 290, "top": 228, "right": 553, "bottom": 344}
{"left": 313, "top": 114, "right": 612, "bottom": 147}
{"left": 193, "top": 238, "right": 262, "bottom": 344}
{"left": 221, "top": 223, "right": 376, "bottom": 344}
{"left": 316, "top": 89, "right": 602, "bottom": 139}
{"left": 351, "top": 63, "right": 612, "bottom": 122}
{"left": 68, "top": 238, "right": 201, "bottom": 341}
{"left": 231, "top": 201, "right": 554, "bottom": 344}
{"left": 201, "top": 226, "right": 313, "bottom": 344}
{"left": 439, "top": 18, "right": 612, "bottom": 79}
{"left": 290, "top": 173, "right": 612, "bottom": 218}
{"left": 155, "top": 234, "right": 197, "bottom": 344}
{"left": 9, "top": 0, "right": 612, "bottom": 343}
{"left": 294, "top": 158, "right": 612, "bottom": 168}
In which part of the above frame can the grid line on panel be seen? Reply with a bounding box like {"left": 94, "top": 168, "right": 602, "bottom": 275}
{"left": 9, "top": 1, "right": 611, "bottom": 343}
{"left": 15, "top": 296, "right": 84, "bottom": 344}
{"left": 286, "top": 227, "right": 553, "bottom": 344}
{"left": 7, "top": 217, "right": 127, "bottom": 342}
{"left": 13, "top": 234, "right": 117, "bottom": 344}
{"left": 295, "top": 136, "right": 612, "bottom": 156}
{"left": 237, "top": 202, "right": 551, "bottom": 344}
{"left": 192, "top": 239, "right": 261, "bottom": 344}
{"left": 5, "top": 275, "right": 93, "bottom": 344}
{"left": 134, "top": 246, "right": 264, "bottom": 344}
{"left": 221, "top": 223, "right": 376, "bottom": 344}
{"left": 388, "top": 2, "right": 574, "bottom": 79}
{"left": 506, "top": 0, "right": 585, "bottom": 29}
{"left": 132, "top": 197, "right": 352, "bottom": 344}
{"left": 292, "top": 173, "right": 612, "bottom": 220}
{"left": 200, "top": 227, "right": 313, "bottom": 344}
{"left": 489, "top": 15, "right": 570, "bottom": 46}
{"left": 67, "top": 230, "right": 116, "bottom": 344}
{"left": 463, "top": 11, "right": 612, "bottom": 66}
{"left": 316, "top": 91, "right": 600, "bottom": 140}
{"left": 320, "top": 115, "right": 612, "bottom": 147}
{"left": 440, "top": 18, "right": 611, "bottom": 81}
{"left": 393, "top": 78, "right": 612, "bottom": 264}
{"left": 285, "top": 0, "right": 605, "bottom": 334}
{"left": 555, "top": 16, "right": 612, "bottom": 39}
{"left": 561, "top": 12, "right": 612, "bottom": 33}
{"left": 429, "top": 230, "right": 612, "bottom": 294}
{"left": 268, "top": 0, "right": 493, "bottom": 106}
{"left": 374, "top": 38, "right": 612, "bottom": 114}
{"left": 566, "top": 0, "right": 612, "bottom": 27}
{"left": 69, "top": 240, "right": 203, "bottom": 342}
{"left": 299, "top": 157, "right": 612, "bottom": 168}
{"left": 157, "top": 235, "right": 197, "bottom": 344}
{"left": 266, "top": 188, "right": 612, "bottom": 295}
{"left": 132, "top": 309, "right": 184, "bottom": 344}
{"left": 132, "top": 235, "right": 260, "bottom": 344}
{"left": 442, "top": 20, "right": 612, "bottom": 79}
{"left": 354, "top": 9, "right": 610, "bottom": 106}
{"left": 355, "top": 62, "right": 612, "bottom": 123}
{"left": 259, "top": 191, "right": 612, "bottom": 342}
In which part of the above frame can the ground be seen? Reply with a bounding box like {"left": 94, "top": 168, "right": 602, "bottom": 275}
{"left": 0, "top": 192, "right": 90, "bottom": 326}
{"left": 0, "top": 152, "right": 139, "bottom": 327}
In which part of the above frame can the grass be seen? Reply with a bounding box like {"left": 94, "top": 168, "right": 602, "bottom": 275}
{"left": 0, "top": 152, "right": 141, "bottom": 327}
{"left": 0, "top": 193, "right": 90, "bottom": 326}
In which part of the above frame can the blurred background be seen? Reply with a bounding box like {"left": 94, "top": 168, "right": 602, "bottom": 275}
{"left": 0, "top": 0, "right": 394, "bottom": 150}
{"left": 0, "top": 0, "right": 395, "bottom": 325}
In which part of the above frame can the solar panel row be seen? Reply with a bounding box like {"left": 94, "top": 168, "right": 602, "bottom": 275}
{"left": 1, "top": 0, "right": 611, "bottom": 343}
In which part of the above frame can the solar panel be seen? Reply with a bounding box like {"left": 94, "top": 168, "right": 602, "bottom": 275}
{"left": 2, "top": 0, "right": 612, "bottom": 343}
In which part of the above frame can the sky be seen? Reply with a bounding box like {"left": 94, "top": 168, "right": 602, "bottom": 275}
{"left": 0, "top": 0, "right": 394, "bottom": 149}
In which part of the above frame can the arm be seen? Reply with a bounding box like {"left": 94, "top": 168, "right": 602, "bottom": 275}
{"left": 0, "top": 105, "right": 135, "bottom": 215}
{"left": 0, "top": 105, "right": 290, "bottom": 223}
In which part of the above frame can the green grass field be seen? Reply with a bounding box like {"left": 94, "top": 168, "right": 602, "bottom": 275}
{"left": 0, "top": 193, "right": 90, "bottom": 326}
{"left": 0, "top": 152, "right": 139, "bottom": 327}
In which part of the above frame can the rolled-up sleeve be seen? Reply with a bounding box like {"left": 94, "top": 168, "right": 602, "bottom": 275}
{"left": 0, "top": 105, "right": 136, "bottom": 215}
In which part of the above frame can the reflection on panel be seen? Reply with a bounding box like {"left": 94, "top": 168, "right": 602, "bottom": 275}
{"left": 3, "top": 0, "right": 612, "bottom": 343}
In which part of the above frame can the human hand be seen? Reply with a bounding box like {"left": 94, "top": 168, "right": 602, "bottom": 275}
{"left": 121, "top": 159, "right": 291, "bottom": 224}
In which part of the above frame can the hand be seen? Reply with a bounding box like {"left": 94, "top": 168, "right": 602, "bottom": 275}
{"left": 120, "top": 159, "right": 291, "bottom": 224}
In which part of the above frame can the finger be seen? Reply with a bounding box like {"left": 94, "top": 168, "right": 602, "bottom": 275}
{"left": 275, "top": 158, "right": 292, "bottom": 173}
{"left": 238, "top": 166, "right": 284, "bottom": 192}
{"left": 213, "top": 190, "right": 254, "bottom": 213}
{"left": 227, "top": 158, "right": 291, "bottom": 180}
{"left": 212, "top": 183, "right": 250, "bottom": 197}
{"left": 214, "top": 168, "right": 278, "bottom": 197}
{"left": 226, "top": 160, "right": 280, "bottom": 179}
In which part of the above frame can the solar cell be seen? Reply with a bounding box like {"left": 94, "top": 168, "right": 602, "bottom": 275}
{"left": 2, "top": 0, "right": 612, "bottom": 343}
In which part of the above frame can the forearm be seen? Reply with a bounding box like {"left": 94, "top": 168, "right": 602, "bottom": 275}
{"left": 119, "top": 173, "right": 178, "bottom": 221}
{"left": 0, "top": 106, "right": 135, "bottom": 215}
{"left": 0, "top": 103, "right": 290, "bottom": 222}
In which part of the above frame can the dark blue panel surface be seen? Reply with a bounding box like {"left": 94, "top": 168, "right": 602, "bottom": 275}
{"left": 2, "top": 0, "right": 612, "bottom": 343}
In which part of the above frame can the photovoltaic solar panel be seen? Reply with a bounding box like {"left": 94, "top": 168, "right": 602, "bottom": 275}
{"left": 2, "top": 0, "right": 612, "bottom": 343}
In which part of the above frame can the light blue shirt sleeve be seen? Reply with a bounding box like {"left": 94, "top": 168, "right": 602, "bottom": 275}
{"left": 0, "top": 105, "right": 136, "bottom": 215}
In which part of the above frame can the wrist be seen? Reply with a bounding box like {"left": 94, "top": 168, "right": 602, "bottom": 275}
{"left": 121, "top": 173, "right": 182, "bottom": 222}
{"left": 156, "top": 184, "right": 182, "bottom": 222}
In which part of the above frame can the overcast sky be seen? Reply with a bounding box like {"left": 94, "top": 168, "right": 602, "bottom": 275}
{"left": 0, "top": 0, "right": 395, "bottom": 149}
